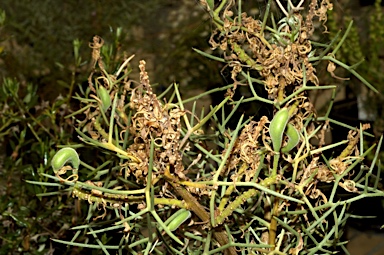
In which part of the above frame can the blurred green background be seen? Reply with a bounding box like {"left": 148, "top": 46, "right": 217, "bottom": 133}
{"left": 0, "top": 0, "right": 220, "bottom": 101}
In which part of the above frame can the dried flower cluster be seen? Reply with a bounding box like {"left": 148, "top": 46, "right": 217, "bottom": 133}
{"left": 209, "top": 0, "right": 333, "bottom": 99}
{"left": 123, "top": 61, "right": 186, "bottom": 183}
{"left": 225, "top": 117, "right": 268, "bottom": 182}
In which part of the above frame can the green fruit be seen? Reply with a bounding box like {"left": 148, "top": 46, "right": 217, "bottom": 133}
{"left": 167, "top": 209, "right": 191, "bottom": 232}
{"left": 281, "top": 123, "right": 300, "bottom": 153}
{"left": 51, "top": 147, "right": 80, "bottom": 174}
{"left": 270, "top": 108, "right": 289, "bottom": 152}
{"left": 98, "top": 86, "right": 111, "bottom": 112}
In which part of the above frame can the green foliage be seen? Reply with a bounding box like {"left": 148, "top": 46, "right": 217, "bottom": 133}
{"left": 0, "top": 9, "right": 78, "bottom": 254}
{"left": 1, "top": 1, "right": 383, "bottom": 255}
{"left": 33, "top": 1, "right": 383, "bottom": 254}
{"left": 0, "top": 1, "right": 215, "bottom": 253}
{"left": 0, "top": 77, "right": 77, "bottom": 254}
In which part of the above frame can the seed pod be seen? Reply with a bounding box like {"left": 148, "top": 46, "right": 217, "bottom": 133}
{"left": 167, "top": 209, "right": 191, "bottom": 232}
{"left": 281, "top": 123, "right": 300, "bottom": 153}
{"left": 98, "top": 86, "right": 111, "bottom": 112}
{"left": 270, "top": 108, "right": 289, "bottom": 152}
{"left": 51, "top": 147, "right": 80, "bottom": 174}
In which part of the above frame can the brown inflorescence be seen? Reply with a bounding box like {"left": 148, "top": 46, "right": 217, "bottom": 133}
{"left": 209, "top": 0, "right": 334, "bottom": 100}
{"left": 122, "top": 60, "right": 186, "bottom": 184}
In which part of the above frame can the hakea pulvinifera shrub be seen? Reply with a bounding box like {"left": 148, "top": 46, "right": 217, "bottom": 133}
{"left": 38, "top": 1, "right": 383, "bottom": 254}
